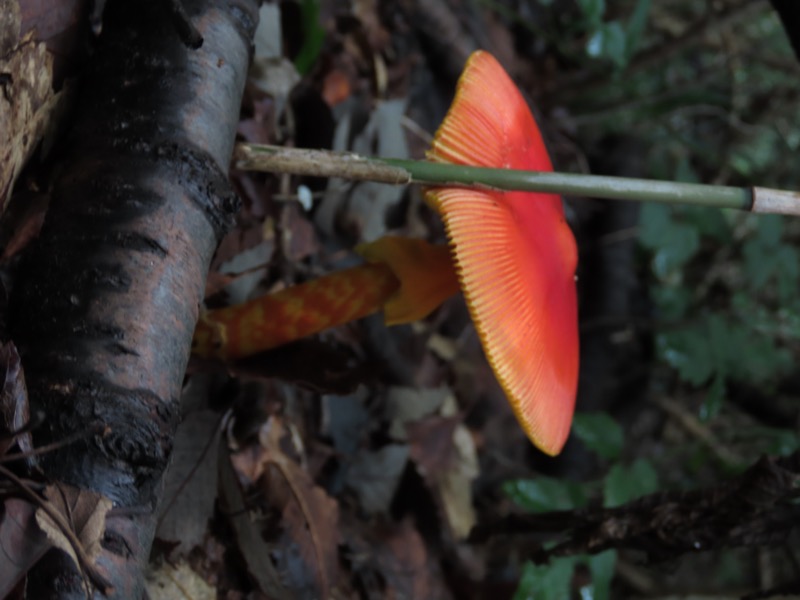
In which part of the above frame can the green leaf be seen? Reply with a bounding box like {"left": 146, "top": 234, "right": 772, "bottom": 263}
{"left": 504, "top": 477, "right": 587, "bottom": 512}
{"left": 294, "top": 0, "right": 326, "bottom": 75}
{"left": 651, "top": 285, "right": 692, "bottom": 320}
{"left": 743, "top": 218, "right": 799, "bottom": 301}
{"left": 577, "top": 0, "right": 606, "bottom": 27}
{"left": 581, "top": 550, "right": 617, "bottom": 600}
{"left": 603, "top": 459, "right": 659, "bottom": 507}
{"left": 514, "top": 557, "right": 577, "bottom": 600}
{"left": 673, "top": 154, "right": 699, "bottom": 183}
{"left": 624, "top": 0, "right": 652, "bottom": 61}
{"left": 763, "top": 428, "right": 800, "bottom": 455}
{"left": 683, "top": 206, "right": 731, "bottom": 243}
{"left": 586, "top": 22, "right": 627, "bottom": 68}
{"left": 638, "top": 204, "right": 700, "bottom": 279}
{"left": 657, "top": 329, "right": 714, "bottom": 386}
{"left": 638, "top": 203, "right": 671, "bottom": 249}
{"left": 572, "top": 413, "right": 624, "bottom": 460}
{"left": 699, "top": 372, "right": 726, "bottom": 421}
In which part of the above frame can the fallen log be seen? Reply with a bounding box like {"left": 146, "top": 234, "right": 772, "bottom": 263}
{"left": 9, "top": 0, "right": 258, "bottom": 596}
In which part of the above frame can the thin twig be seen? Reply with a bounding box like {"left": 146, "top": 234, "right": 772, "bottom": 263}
{"left": 0, "top": 464, "right": 112, "bottom": 595}
{"left": 652, "top": 395, "right": 745, "bottom": 468}
{"left": 1, "top": 423, "right": 107, "bottom": 464}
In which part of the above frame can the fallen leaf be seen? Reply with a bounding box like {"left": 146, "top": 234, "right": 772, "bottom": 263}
{"left": 385, "top": 386, "right": 447, "bottom": 441}
{"left": 406, "top": 415, "right": 460, "bottom": 479}
{"left": 438, "top": 423, "right": 479, "bottom": 540}
{"left": 0, "top": 190, "right": 48, "bottom": 260}
{"left": 209, "top": 221, "right": 272, "bottom": 278}
{"left": 0, "top": 498, "right": 50, "bottom": 598}
{"left": 34, "top": 484, "right": 112, "bottom": 572}
{"left": 0, "top": 18, "right": 66, "bottom": 209}
{"left": 156, "top": 409, "right": 220, "bottom": 557}
{"left": 406, "top": 395, "right": 478, "bottom": 540}
{"left": 259, "top": 419, "right": 340, "bottom": 598}
{"left": 145, "top": 560, "right": 215, "bottom": 600}
{"left": 250, "top": 57, "right": 300, "bottom": 129}
{"left": 315, "top": 99, "right": 409, "bottom": 243}
{"left": 322, "top": 69, "right": 351, "bottom": 107}
{"left": 374, "top": 519, "right": 451, "bottom": 600}
{"left": 214, "top": 241, "right": 273, "bottom": 305}
{"left": 320, "top": 388, "right": 370, "bottom": 456}
{"left": 225, "top": 417, "right": 340, "bottom": 598}
{"left": 219, "top": 442, "right": 289, "bottom": 600}
{"left": 345, "top": 444, "right": 409, "bottom": 514}
{"left": 280, "top": 202, "right": 319, "bottom": 262}
{"left": 0, "top": 342, "right": 31, "bottom": 458}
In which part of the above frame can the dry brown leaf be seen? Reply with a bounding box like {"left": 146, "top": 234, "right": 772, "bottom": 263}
{"left": 0, "top": 190, "right": 48, "bottom": 260}
{"left": 322, "top": 69, "right": 351, "bottom": 107}
{"left": 0, "top": 497, "right": 50, "bottom": 598}
{"left": 315, "top": 99, "right": 409, "bottom": 243}
{"left": 225, "top": 417, "right": 340, "bottom": 598}
{"left": 407, "top": 415, "right": 460, "bottom": 479}
{"left": 280, "top": 202, "right": 319, "bottom": 262}
{"left": 0, "top": 3, "right": 66, "bottom": 209}
{"left": 156, "top": 409, "right": 220, "bottom": 557}
{"left": 145, "top": 560, "right": 215, "bottom": 600}
{"left": 385, "top": 386, "right": 447, "bottom": 441}
{"left": 374, "top": 519, "right": 450, "bottom": 600}
{"left": 228, "top": 439, "right": 268, "bottom": 483}
{"left": 406, "top": 396, "right": 478, "bottom": 540}
{"left": 438, "top": 423, "right": 479, "bottom": 540}
{"left": 0, "top": 342, "right": 30, "bottom": 458}
{"left": 259, "top": 419, "right": 340, "bottom": 598}
{"left": 219, "top": 442, "right": 289, "bottom": 600}
{"left": 34, "top": 484, "right": 112, "bottom": 571}
{"left": 344, "top": 444, "right": 409, "bottom": 514}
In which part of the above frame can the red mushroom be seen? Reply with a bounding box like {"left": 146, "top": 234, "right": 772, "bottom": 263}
{"left": 194, "top": 51, "right": 579, "bottom": 455}
{"left": 425, "top": 50, "right": 579, "bottom": 455}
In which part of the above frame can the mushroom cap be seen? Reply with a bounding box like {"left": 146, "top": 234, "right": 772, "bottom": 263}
{"left": 426, "top": 51, "right": 579, "bottom": 455}
{"left": 356, "top": 236, "right": 459, "bottom": 326}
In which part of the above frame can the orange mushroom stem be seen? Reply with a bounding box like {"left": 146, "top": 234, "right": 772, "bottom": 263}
{"left": 192, "top": 237, "right": 459, "bottom": 360}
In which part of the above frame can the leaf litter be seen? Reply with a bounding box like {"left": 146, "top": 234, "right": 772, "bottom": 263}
{"left": 162, "top": 2, "right": 800, "bottom": 598}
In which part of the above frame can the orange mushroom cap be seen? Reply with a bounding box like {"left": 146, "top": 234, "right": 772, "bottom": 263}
{"left": 356, "top": 236, "right": 459, "bottom": 326}
{"left": 426, "top": 51, "right": 579, "bottom": 456}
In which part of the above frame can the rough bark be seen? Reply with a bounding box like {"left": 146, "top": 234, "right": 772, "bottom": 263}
{"left": 9, "top": 0, "right": 258, "bottom": 596}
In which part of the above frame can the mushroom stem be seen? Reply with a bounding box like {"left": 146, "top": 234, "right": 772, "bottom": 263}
{"left": 193, "top": 263, "right": 399, "bottom": 360}
{"left": 192, "top": 237, "right": 460, "bottom": 360}
{"left": 235, "top": 143, "right": 800, "bottom": 216}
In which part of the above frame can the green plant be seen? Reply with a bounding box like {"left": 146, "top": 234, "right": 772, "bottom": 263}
{"left": 640, "top": 204, "right": 798, "bottom": 420}
{"left": 293, "top": 0, "right": 325, "bottom": 74}
{"left": 505, "top": 415, "right": 658, "bottom": 599}
{"left": 578, "top": 0, "right": 652, "bottom": 70}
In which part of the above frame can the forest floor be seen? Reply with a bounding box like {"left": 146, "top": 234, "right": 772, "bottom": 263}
{"left": 99, "top": 1, "right": 800, "bottom": 598}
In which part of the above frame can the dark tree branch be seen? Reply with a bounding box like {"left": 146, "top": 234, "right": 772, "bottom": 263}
{"left": 9, "top": 0, "right": 259, "bottom": 596}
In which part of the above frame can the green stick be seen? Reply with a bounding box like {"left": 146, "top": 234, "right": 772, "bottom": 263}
{"left": 234, "top": 143, "right": 800, "bottom": 216}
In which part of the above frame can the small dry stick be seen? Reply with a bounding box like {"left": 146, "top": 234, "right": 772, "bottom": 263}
{"left": 234, "top": 143, "right": 800, "bottom": 217}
